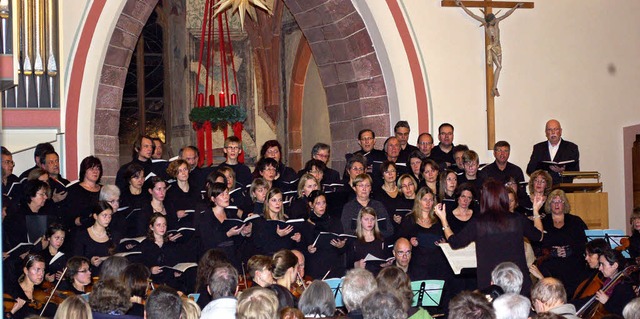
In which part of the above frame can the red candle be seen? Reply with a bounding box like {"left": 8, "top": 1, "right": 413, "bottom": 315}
{"left": 231, "top": 93, "right": 237, "bottom": 105}
{"left": 197, "top": 93, "right": 204, "bottom": 107}
{"left": 209, "top": 94, "right": 215, "bottom": 106}
{"left": 219, "top": 91, "right": 225, "bottom": 107}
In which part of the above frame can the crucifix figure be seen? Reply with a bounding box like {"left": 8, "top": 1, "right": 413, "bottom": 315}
{"left": 442, "top": 0, "right": 533, "bottom": 149}
{"left": 455, "top": 0, "right": 523, "bottom": 97}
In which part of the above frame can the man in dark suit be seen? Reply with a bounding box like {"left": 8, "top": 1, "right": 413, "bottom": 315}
{"left": 526, "top": 119, "right": 579, "bottom": 184}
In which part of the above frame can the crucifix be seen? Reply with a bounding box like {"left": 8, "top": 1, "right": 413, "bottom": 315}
{"left": 442, "top": 0, "right": 534, "bottom": 149}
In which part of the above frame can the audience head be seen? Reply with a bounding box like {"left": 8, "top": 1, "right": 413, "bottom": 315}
{"left": 195, "top": 248, "right": 230, "bottom": 292}
{"left": 208, "top": 262, "right": 239, "bottom": 299}
{"left": 123, "top": 263, "right": 151, "bottom": 299}
{"left": 531, "top": 277, "right": 567, "bottom": 313}
{"left": 623, "top": 297, "right": 640, "bottom": 319}
{"left": 361, "top": 289, "right": 406, "bottom": 319}
{"left": 181, "top": 297, "right": 202, "bottom": 319}
{"left": 298, "top": 280, "right": 336, "bottom": 317}
{"left": 27, "top": 167, "right": 49, "bottom": 182}
{"left": 89, "top": 279, "right": 132, "bottom": 315}
{"left": 98, "top": 256, "right": 130, "bottom": 283}
{"left": 449, "top": 291, "right": 496, "bottom": 319}
{"left": 236, "top": 287, "right": 279, "bottom": 319}
{"left": 491, "top": 262, "right": 523, "bottom": 294}
{"left": 493, "top": 293, "right": 531, "bottom": 319}
{"left": 145, "top": 286, "right": 183, "bottom": 319}
{"left": 280, "top": 307, "right": 304, "bottom": 319}
{"left": 53, "top": 295, "right": 92, "bottom": 319}
{"left": 268, "top": 283, "right": 295, "bottom": 310}
{"left": 342, "top": 268, "right": 377, "bottom": 312}
{"left": 376, "top": 266, "right": 413, "bottom": 312}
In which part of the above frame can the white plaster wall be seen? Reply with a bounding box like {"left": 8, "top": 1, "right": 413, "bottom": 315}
{"left": 301, "top": 57, "right": 331, "bottom": 164}
{"left": 362, "top": 0, "right": 640, "bottom": 230}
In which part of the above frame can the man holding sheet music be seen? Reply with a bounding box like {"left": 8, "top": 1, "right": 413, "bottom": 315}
{"left": 526, "top": 119, "right": 580, "bottom": 184}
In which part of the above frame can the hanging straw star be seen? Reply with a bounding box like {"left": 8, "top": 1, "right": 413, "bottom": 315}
{"left": 213, "top": 0, "right": 273, "bottom": 29}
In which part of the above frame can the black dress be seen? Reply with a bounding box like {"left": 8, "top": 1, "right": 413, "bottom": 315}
{"left": 538, "top": 213, "right": 589, "bottom": 297}
{"left": 347, "top": 237, "right": 389, "bottom": 276}
{"left": 3, "top": 281, "right": 57, "bottom": 319}
{"left": 397, "top": 216, "right": 451, "bottom": 281}
{"left": 194, "top": 208, "right": 245, "bottom": 270}
{"left": 447, "top": 213, "right": 543, "bottom": 296}
{"left": 63, "top": 183, "right": 101, "bottom": 230}
{"left": 300, "top": 213, "right": 347, "bottom": 279}
{"left": 138, "top": 238, "right": 181, "bottom": 286}
{"left": 73, "top": 228, "right": 114, "bottom": 273}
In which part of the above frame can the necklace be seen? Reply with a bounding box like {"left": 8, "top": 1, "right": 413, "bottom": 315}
{"left": 91, "top": 225, "right": 107, "bottom": 238}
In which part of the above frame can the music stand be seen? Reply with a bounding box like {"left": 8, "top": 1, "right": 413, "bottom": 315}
{"left": 324, "top": 278, "right": 345, "bottom": 308}
{"left": 411, "top": 280, "right": 445, "bottom": 307}
{"left": 584, "top": 229, "right": 630, "bottom": 258}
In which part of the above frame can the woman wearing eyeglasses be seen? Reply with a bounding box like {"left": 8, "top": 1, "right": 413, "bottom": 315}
{"left": 61, "top": 256, "right": 93, "bottom": 295}
{"left": 536, "top": 189, "right": 589, "bottom": 298}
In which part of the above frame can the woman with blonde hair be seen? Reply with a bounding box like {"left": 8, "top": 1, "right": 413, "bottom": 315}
{"left": 537, "top": 189, "right": 588, "bottom": 297}
{"left": 348, "top": 206, "right": 390, "bottom": 276}
{"left": 236, "top": 287, "right": 279, "bottom": 319}
{"left": 54, "top": 295, "right": 93, "bottom": 319}
{"left": 398, "top": 187, "right": 451, "bottom": 282}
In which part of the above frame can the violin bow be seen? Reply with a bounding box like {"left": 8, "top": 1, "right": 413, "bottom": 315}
{"left": 40, "top": 267, "right": 68, "bottom": 316}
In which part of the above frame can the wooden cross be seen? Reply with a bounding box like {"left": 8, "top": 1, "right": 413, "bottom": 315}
{"left": 442, "top": 1, "right": 534, "bottom": 149}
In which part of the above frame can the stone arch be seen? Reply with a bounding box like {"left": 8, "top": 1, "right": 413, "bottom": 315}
{"left": 283, "top": 0, "right": 390, "bottom": 171}
{"left": 94, "top": 0, "right": 389, "bottom": 179}
{"left": 94, "top": 0, "right": 159, "bottom": 182}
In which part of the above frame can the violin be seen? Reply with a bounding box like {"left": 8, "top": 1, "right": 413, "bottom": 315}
{"left": 290, "top": 272, "right": 313, "bottom": 299}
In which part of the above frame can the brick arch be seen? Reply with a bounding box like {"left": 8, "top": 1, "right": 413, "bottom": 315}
{"left": 283, "top": 0, "right": 390, "bottom": 171}
{"left": 94, "top": 0, "right": 160, "bottom": 181}
{"left": 94, "top": 0, "right": 390, "bottom": 179}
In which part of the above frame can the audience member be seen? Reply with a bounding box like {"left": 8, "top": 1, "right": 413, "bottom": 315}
{"left": 53, "top": 295, "right": 93, "bottom": 319}
{"left": 201, "top": 263, "right": 239, "bottom": 319}
{"left": 145, "top": 286, "right": 183, "bottom": 319}
{"left": 449, "top": 291, "right": 496, "bottom": 319}
{"left": 298, "top": 280, "right": 336, "bottom": 318}
{"left": 493, "top": 293, "right": 531, "bottom": 319}
{"left": 342, "top": 268, "right": 377, "bottom": 319}
{"left": 491, "top": 262, "right": 524, "bottom": 294}
{"left": 531, "top": 277, "right": 579, "bottom": 319}
{"left": 623, "top": 297, "right": 640, "bottom": 319}
{"left": 361, "top": 289, "right": 406, "bottom": 319}
{"left": 236, "top": 287, "right": 279, "bottom": 319}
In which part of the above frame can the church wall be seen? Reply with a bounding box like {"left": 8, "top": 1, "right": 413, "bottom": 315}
{"left": 360, "top": 0, "right": 640, "bottom": 230}
{"left": 301, "top": 57, "right": 331, "bottom": 165}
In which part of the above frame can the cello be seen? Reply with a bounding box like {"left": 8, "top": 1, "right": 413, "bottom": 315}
{"left": 576, "top": 265, "right": 638, "bottom": 319}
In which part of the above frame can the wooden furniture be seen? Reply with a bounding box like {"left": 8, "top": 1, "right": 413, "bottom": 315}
{"left": 554, "top": 171, "right": 608, "bottom": 229}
